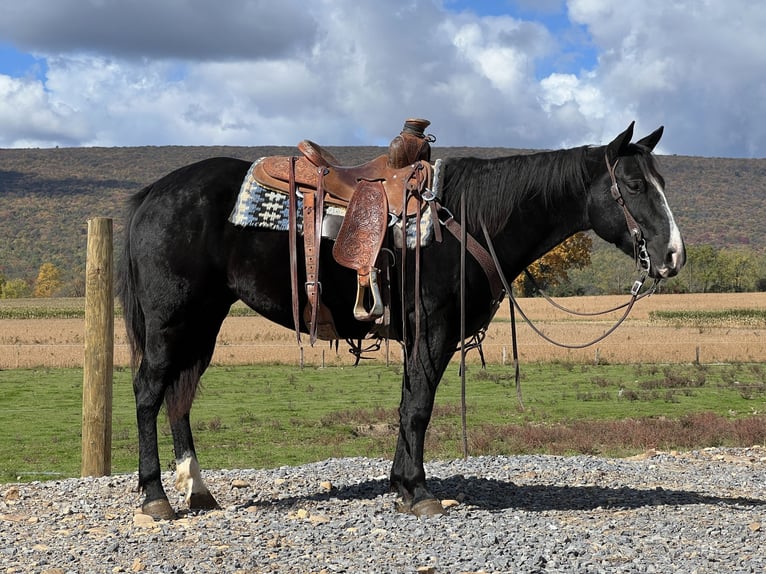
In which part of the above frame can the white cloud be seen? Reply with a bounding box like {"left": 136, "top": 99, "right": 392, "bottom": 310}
{"left": 0, "top": 0, "right": 764, "bottom": 156}
{"left": 0, "top": 74, "right": 88, "bottom": 146}
{"left": 567, "top": 0, "right": 766, "bottom": 156}
{"left": 539, "top": 72, "right": 606, "bottom": 144}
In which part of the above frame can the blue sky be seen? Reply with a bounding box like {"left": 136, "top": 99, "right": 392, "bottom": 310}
{"left": 0, "top": 0, "right": 764, "bottom": 157}
{"left": 0, "top": 44, "right": 41, "bottom": 78}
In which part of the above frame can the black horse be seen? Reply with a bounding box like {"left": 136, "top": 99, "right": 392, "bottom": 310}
{"left": 119, "top": 122, "right": 685, "bottom": 519}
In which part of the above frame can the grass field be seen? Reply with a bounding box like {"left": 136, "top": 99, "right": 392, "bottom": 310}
{"left": 0, "top": 293, "right": 764, "bottom": 484}
{"left": 1, "top": 360, "right": 765, "bottom": 484}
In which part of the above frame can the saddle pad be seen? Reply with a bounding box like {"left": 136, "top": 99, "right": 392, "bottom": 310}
{"left": 230, "top": 158, "right": 443, "bottom": 248}
{"left": 229, "top": 159, "right": 345, "bottom": 233}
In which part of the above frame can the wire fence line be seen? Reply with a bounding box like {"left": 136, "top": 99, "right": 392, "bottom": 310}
{"left": 2, "top": 338, "right": 764, "bottom": 370}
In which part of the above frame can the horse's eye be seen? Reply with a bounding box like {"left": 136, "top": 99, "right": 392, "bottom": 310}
{"left": 625, "top": 180, "right": 644, "bottom": 194}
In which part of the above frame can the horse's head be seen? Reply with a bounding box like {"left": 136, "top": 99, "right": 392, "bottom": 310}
{"left": 588, "top": 122, "right": 686, "bottom": 279}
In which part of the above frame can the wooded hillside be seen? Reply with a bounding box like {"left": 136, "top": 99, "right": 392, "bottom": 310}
{"left": 0, "top": 144, "right": 764, "bottom": 293}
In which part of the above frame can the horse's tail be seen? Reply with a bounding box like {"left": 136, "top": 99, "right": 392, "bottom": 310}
{"left": 117, "top": 186, "right": 151, "bottom": 374}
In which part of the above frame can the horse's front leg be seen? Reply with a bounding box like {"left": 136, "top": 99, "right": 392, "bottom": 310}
{"left": 389, "top": 335, "right": 452, "bottom": 516}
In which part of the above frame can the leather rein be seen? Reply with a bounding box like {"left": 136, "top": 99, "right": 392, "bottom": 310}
{"left": 443, "top": 151, "right": 659, "bottom": 354}
{"left": 439, "top": 153, "right": 660, "bottom": 455}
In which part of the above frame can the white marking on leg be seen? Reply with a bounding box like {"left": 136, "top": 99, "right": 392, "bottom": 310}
{"left": 175, "top": 454, "right": 211, "bottom": 505}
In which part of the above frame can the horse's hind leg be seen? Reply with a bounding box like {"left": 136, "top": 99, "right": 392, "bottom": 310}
{"left": 171, "top": 424, "right": 218, "bottom": 510}
{"left": 166, "top": 373, "right": 219, "bottom": 511}
{"left": 135, "top": 310, "right": 228, "bottom": 519}
{"left": 134, "top": 358, "right": 179, "bottom": 520}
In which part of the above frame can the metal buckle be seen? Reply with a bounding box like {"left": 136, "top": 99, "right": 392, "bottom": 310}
{"left": 437, "top": 206, "right": 454, "bottom": 225}
{"left": 631, "top": 272, "right": 648, "bottom": 296}
{"left": 636, "top": 238, "right": 651, "bottom": 272}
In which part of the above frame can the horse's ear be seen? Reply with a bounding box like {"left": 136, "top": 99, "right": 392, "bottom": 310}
{"left": 606, "top": 121, "right": 635, "bottom": 163}
{"left": 635, "top": 126, "right": 664, "bottom": 151}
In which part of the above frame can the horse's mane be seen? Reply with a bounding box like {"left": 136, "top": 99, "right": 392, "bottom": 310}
{"left": 439, "top": 146, "right": 594, "bottom": 237}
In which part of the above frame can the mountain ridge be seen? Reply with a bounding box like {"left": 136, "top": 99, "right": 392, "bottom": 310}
{"left": 1, "top": 145, "right": 763, "bottom": 292}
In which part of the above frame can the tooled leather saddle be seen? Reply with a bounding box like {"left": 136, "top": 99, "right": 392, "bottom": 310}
{"left": 251, "top": 119, "right": 435, "bottom": 345}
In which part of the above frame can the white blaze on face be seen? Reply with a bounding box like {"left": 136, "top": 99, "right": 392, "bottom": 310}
{"left": 174, "top": 454, "right": 211, "bottom": 504}
{"left": 647, "top": 172, "right": 685, "bottom": 274}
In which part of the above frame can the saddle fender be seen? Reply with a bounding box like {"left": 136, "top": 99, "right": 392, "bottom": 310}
{"left": 332, "top": 180, "right": 389, "bottom": 321}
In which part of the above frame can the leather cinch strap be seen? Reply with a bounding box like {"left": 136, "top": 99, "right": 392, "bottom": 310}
{"left": 302, "top": 170, "right": 321, "bottom": 343}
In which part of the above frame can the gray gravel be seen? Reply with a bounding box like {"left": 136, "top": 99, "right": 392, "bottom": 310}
{"left": 2, "top": 447, "right": 765, "bottom": 573}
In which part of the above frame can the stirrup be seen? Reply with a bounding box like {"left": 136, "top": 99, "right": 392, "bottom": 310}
{"left": 353, "top": 268, "right": 384, "bottom": 321}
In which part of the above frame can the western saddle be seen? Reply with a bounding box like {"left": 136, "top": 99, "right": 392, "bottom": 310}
{"left": 251, "top": 119, "right": 435, "bottom": 345}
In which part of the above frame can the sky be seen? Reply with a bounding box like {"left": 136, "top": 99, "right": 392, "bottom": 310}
{"left": 0, "top": 0, "right": 764, "bottom": 158}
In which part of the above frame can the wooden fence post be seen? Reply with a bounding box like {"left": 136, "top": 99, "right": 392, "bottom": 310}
{"left": 81, "top": 217, "right": 114, "bottom": 477}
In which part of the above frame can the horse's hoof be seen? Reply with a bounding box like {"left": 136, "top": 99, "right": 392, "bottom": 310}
{"left": 411, "top": 498, "right": 446, "bottom": 517}
{"left": 142, "top": 499, "right": 177, "bottom": 520}
{"left": 188, "top": 491, "right": 219, "bottom": 510}
{"left": 395, "top": 499, "right": 413, "bottom": 514}
{"left": 395, "top": 498, "right": 446, "bottom": 516}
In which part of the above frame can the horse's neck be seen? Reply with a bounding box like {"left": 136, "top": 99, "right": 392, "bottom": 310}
{"left": 493, "top": 148, "right": 603, "bottom": 276}
{"left": 497, "top": 196, "right": 587, "bottom": 277}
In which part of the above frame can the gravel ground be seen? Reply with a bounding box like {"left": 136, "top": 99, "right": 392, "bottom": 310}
{"left": 1, "top": 447, "right": 765, "bottom": 573}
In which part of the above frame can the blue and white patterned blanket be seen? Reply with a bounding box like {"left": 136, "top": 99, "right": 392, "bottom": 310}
{"left": 229, "top": 159, "right": 346, "bottom": 234}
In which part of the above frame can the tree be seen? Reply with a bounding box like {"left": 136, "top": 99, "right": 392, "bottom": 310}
{"left": 33, "top": 262, "right": 63, "bottom": 297}
{"left": 514, "top": 232, "right": 593, "bottom": 296}
{"left": 1, "top": 278, "right": 31, "bottom": 298}
{"left": 683, "top": 244, "right": 719, "bottom": 293}
{"left": 718, "top": 248, "right": 759, "bottom": 292}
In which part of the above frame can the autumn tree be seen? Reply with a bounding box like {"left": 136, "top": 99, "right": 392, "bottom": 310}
{"left": 514, "top": 232, "right": 593, "bottom": 296}
{"left": 33, "top": 262, "right": 63, "bottom": 297}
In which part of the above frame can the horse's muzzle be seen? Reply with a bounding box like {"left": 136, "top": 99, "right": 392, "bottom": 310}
{"left": 653, "top": 243, "right": 686, "bottom": 279}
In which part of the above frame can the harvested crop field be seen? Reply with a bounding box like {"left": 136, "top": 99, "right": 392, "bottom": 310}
{"left": 0, "top": 292, "right": 764, "bottom": 369}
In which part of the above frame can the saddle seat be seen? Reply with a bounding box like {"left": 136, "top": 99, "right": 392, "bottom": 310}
{"left": 252, "top": 142, "right": 429, "bottom": 217}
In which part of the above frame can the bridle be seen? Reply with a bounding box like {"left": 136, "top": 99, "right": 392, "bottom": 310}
{"left": 436, "top": 149, "right": 664, "bottom": 347}
{"left": 475, "top": 152, "right": 661, "bottom": 349}
{"left": 605, "top": 152, "right": 652, "bottom": 276}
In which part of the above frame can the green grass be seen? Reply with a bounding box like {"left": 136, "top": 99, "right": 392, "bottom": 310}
{"left": 650, "top": 308, "right": 766, "bottom": 327}
{"left": 0, "top": 298, "right": 258, "bottom": 319}
{"left": 0, "top": 297, "right": 88, "bottom": 319}
{"left": 1, "top": 361, "right": 765, "bottom": 483}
